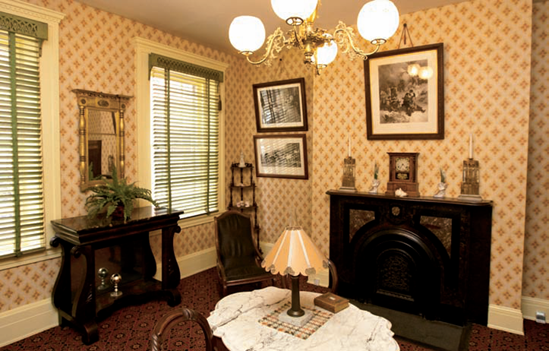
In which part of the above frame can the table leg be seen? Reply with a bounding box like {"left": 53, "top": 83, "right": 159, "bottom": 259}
{"left": 72, "top": 245, "right": 99, "bottom": 344}
{"left": 141, "top": 233, "right": 157, "bottom": 279}
{"left": 162, "top": 224, "right": 181, "bottom": 306}
{"left": 50, "top": 237, "right": 72, "bottom": 317}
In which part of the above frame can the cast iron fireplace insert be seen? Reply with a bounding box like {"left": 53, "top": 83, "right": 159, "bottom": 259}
{"left": 327, "top": 190, "right": 492, "bottom": 326}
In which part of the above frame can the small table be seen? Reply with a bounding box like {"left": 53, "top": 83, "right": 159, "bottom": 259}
{"left": 208, "top": 287, "right": 400, "bottom": 351}
{"left": 50, "top": 206, "right": 183, "bottom": 344}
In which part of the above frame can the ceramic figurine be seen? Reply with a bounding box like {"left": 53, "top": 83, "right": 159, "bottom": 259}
{"left": 368, "top": 163, "right": 380, "bottom": 194}
{"left": 434, "top": 168, "right": 447, "bottom": 198}
{"left": 395, "top": 188, "right": 408, "bottom": 197}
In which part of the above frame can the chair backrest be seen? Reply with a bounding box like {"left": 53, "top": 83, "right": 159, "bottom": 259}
{"left": 150, "top": 308, "right": 213, "bottom": 351}
{"left": 215, "top": 211, "right": 258, "bottom": 268}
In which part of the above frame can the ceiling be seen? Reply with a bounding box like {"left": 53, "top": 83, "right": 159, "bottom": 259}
{"left": 75, "top": 0, "right": 465, "bottom": 54}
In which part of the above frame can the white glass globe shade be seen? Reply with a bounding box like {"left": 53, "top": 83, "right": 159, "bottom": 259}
{"left": 271, "top": 0, "right": 318, "bottom": 22}
{"left": 357, "top": 0, "right": 400, "bottom": 43}
{"left": 315, "top": 40, "right": 338, "bottom": 66}
{"left": 407, "top": 64, "right": 420, "bottom": 76}
{"left": 418, "top": 66, "right": 434, "bottom": 79}
{"left": 229, "top": 16, "right": 266, "bottom": 53}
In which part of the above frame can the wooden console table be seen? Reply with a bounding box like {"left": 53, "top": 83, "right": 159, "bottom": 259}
{"left": 50, "top": 206, "right": 183, "bottom": 344}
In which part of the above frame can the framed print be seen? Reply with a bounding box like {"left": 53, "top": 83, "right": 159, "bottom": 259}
{"left": 253, "top": 134, "right": 308, "bottom": 179}
{"left": 364, "top": 43, "right": 444, "bottom": 140}
{"left": 253, "top": 78, "right": 308, "bottom": 133}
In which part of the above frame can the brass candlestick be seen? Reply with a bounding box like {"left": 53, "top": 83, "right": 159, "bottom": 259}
{"left": 110, "top": 273, "right": 123, "bottom": 297}
{"left": 339, "top": 156, "right": 357, "bottom": 192}
{"left": 459, "top": 158, "right": 482, "bottom": 201}
{"left": 97, "top": 267, "right": 109, "bottom": 291}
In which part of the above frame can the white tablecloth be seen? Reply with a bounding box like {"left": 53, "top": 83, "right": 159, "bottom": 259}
{"left": 207, "top": 286, "right": 400, "bottom": 351}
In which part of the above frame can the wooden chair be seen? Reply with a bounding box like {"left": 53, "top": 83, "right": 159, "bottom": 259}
{"left": 150, "top": 308, "right": 213, "bottom": 351}
{"left": 282, "top": 259, "right": 339, "bottom": 293}
{"left": 214, "top": 210, "right": 275, "bottom": 296}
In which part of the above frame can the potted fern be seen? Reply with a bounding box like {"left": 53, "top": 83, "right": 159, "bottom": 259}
{"left": 84, "top": 167, "right": 158, "bottom": 221}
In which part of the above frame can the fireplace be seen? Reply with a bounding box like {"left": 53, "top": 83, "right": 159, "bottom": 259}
{"left": 327, "top": 190, "right": 492, "bottom": 326}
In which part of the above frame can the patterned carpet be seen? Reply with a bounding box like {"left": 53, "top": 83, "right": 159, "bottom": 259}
{"left": 0, "top": 267, "right": 547, "bottom": 351}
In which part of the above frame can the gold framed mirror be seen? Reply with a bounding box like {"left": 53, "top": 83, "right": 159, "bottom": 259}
{"left": 74, "top": 89, "right": 132, "bottom": 191}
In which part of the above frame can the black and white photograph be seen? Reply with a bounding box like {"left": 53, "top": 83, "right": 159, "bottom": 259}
{"left": 378, "top": 59, "right": 428, "bottom": 123}
{"left": 253, "top": 134, "right": 308, "bottom": 179}
{"left": 253, "top": 78, "right": 308, "bottom": 133}
{"left": 365, "top": 43, "right": 444, "bottom": 140}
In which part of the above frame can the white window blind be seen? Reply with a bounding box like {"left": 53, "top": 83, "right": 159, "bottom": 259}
{"left": 0, "top": 22, "right": 47, "bottom": 258}
{"left": 149, "top": 55, "right": 222, "bottom": 219}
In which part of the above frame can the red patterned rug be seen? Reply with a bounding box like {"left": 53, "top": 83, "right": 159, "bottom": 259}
{"left": 0, "top": 268, "right": 547, "bottom": 350}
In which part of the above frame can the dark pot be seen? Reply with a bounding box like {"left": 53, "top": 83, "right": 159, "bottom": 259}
{"left": 112, "top": 204, "right": 125, "bottom": 219}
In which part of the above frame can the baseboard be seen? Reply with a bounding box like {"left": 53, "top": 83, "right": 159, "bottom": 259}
{"left": 154, "top": 246, "right": 217, "bottom": 281}
{"left": 0, "top": 299, "right": 59, "bottom": 347}
{"left": 522, "top": 296, "right": 549, "bottom": 322}
{"left": 260, "top": 241, "right": 273, "bottom": 256}
{"left": 488, "top": 304, "right": 524, "bottom": 335}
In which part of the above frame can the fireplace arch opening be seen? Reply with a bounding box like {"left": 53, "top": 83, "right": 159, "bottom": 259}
{"left": 353, "top": 228, "right": 446, "bottom": 320}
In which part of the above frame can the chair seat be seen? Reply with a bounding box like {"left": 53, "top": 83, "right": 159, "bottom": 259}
{"left": 225, "top": 264, "right": 273, "bottom": 282}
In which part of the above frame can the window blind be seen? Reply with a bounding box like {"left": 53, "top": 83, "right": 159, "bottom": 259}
{"left": 0, "top": 27, "right": 46, "bottom": 257}
{"left": 150, "top": 56, "right": 222, "bottom": 219}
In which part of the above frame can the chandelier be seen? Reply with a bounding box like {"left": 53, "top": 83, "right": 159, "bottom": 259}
{"left": 228, "top": 0, "right": 400, "bottom": 74}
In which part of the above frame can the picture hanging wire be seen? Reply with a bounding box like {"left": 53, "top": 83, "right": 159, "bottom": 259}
{"left": 397, "top": 23, "right": 414, "bottom": 49}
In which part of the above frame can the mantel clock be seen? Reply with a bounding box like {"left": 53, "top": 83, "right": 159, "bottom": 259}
{"left": 386, "top": 152, "right": 420, "bottom": 196}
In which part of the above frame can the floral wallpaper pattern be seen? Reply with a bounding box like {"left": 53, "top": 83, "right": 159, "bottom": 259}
{"left": 0, "top": 0, "right": 546, "bottom": 324}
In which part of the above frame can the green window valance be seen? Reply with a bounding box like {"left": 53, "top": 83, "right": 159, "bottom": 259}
{"left": 149, "top": 53, "right": 224, "bottom": 82}
{"left": 0, "top": 11, "right": 48, "bottom": 40}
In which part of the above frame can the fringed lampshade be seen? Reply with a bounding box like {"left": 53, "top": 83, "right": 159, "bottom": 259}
{"left": 262, "top": 225, "right": 328, "bottom": 318}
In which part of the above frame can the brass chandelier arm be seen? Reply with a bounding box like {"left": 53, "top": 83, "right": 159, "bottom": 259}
{"left": 292, "top": 26, "right": 304, "bottom": 50}
{"left": 333, "top": 21, "right": 382, "bottom": 59}
{"left": 244, "top": 27, "right": 287, "bottom": 65}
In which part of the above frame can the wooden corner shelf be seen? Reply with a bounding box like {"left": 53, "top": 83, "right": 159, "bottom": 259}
{"left": 229, "top": 162, "right": 261, "bottom": 254}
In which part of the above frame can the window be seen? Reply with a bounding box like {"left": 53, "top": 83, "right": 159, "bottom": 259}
{"left": 0, "top": 24, "right": 45, "bottom": 257}
{"left": 149, "top": 55, "right": 223, "bottom": 218}
{"left": 0, "top": 3, "right": 63, "bottom": 262}
{"left": 135, "top": 39, "right": 227, "bottom": 226}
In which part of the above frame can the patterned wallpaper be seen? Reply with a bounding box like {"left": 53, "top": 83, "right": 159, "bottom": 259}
{"left": 309, "top": 0, "right": 533, "bottom": 310}
{"left": 524, "top": 0, "right": 549, "bottom": 300}
{"left": 0, "top": 0, "right": 546, "bottom": 319}
{"left": 0, "top": 0, "right": 242, "bottom": 312}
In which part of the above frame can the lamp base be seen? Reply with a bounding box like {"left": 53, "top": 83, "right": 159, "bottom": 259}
{"left": 279, "top": 309, "right": 314, "bottom": 327}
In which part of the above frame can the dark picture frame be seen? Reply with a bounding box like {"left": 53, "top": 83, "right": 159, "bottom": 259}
{"left": 364, "top": 43, "right": 444, "bottom": 140}
{"left": 253, "top": 78, "right": 308, "bottom": 133}
{"left": 253, "top": 134, "right": 308, "bottom": 179}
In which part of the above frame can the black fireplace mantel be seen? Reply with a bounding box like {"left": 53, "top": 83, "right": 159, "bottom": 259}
{"left": 327, "top": 190, "right": 493, "bottom": 326}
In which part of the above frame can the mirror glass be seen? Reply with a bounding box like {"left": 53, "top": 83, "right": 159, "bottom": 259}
{"left": 87, "top": 109, "right": 117, "bottom": 180}
{"left": 74, "top": 89, "right": 131, "bottom": 191}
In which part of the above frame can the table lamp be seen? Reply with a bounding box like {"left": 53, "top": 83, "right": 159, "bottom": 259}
{"left": 262, "top": 221, "right": 328, "bottom": 323}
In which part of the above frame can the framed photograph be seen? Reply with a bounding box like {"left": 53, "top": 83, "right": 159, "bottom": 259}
{"left": 364, "top": 43, "right": 444, "bottom": 140}
{"left": 253, "top": 134, "right": 308, "bottom": 179}
{"left": 253, "top": 78, "right": 308, "bottom": 133}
